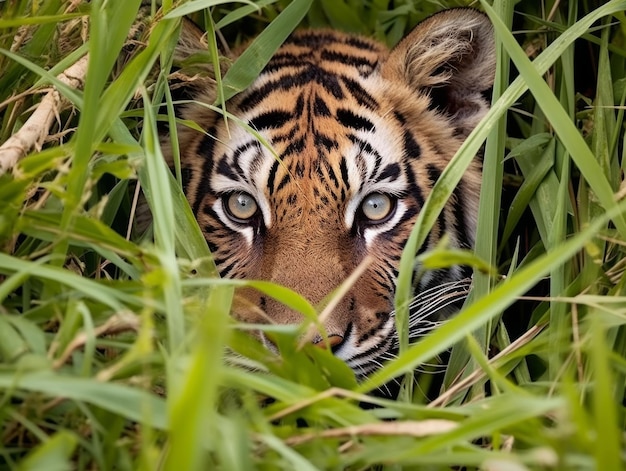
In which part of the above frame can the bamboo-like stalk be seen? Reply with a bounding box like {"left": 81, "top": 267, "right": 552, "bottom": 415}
{"left": 0, "top": 55, "right": 89, "bottom": 175}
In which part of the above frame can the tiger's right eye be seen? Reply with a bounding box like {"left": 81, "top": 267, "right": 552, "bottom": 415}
{"left": 223, "top": 192, "right": 258, "bottom": 223}
{"left": 360, "top": 192, "right": 395, "bottom": 224}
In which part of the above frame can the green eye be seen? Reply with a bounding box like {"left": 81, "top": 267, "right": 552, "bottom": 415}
{"left": 360, "top": 193, "right": 394, "bottom": 223}
{"left": 224, "top": 192, "right": 258, "bottom": 222}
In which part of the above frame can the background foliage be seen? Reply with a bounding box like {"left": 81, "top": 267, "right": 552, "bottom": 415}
{"left": 1, "top": 0, "right": 626, "bottom": 469}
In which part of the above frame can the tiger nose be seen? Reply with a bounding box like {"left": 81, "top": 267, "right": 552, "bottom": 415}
{"left": 312, "top": 334, "right": 344, "bottom": 351}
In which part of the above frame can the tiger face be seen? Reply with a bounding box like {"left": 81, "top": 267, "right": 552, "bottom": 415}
{"left": 173, "top": 9, "right": 495, "bottom": 375}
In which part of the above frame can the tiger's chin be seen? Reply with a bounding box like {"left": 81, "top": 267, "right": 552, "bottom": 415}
{"left": 231, "top": 294, "right": 395, "bottom": 367}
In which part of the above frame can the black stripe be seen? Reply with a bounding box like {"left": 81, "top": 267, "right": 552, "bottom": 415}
{"left": 314, "top": 132, "right": 338, "bottom": 152}
{"left": 288, "top": 31, "right": 342, "bottom": 47}
{"left": 324, "top": 159, "right": 339, "bottom": 188}
{"left": 404, "top": 162, "right": 425, "bottom": 209}
{"left": 248, "top": 110, "right": 292, "bottom": 130}
{"left": 452, "top": 180, "right": 473, "bottom": 248}
{"left": 216, "top": 154, "right": 239, "bottom": 181}
{"left": 294, "top": 94, "right": 305, "bottom": 116}
{"left": 344, "top": 36, "right": 379, "bottom": 51}
{"left": 198, "top": 129, "right": 217, "bottom": 158}
{"left": 276, "top": 172, "right": 291, "bottom": 192}
{"left": 380, "top": 206, "right": 417, "bottom": 242}
{"left": 338, "top": 109, "right": 374, "bottom": 131}
{"left": 339, "top": 157, "right": 350, "bottom": 190}
{"left": 266, "top": 51, "right": 301, "bottom": 65}
{"left": 267, "top": 160, "right": 279, "bottom": 195}
{"left": 393, "top": 111, "right": 407, "bottom": 124}
{"left": 282, "top": 136, "right": 306, "bottom": 158}
{"left": 313, "top": 95, "right": 331, "bottom": 116}
{"left": 378, "top": 163, "right": 400, "bottom": 182}
{"left": 250, "top": 142, "right": 267, "bottom": 170}
{"left": 231, "top": 142, "right": 254, "bottom": 162}
{"left": 403, "top": 130, "right": 422, "bottom": 159}
{"left": 272, "top": 126, "right": 298, "bottom": 144}
{"left": 341, "top": 75, "right": 379, "bottom": 110}
{"left": 239, "top": 68, "right": 344, "bottom": 112}
{"left": 295, "top": 160, "right": 305, "bottom": 178}
{"left": 426, "top": 164, "right": 441, "bottom": 188}
{"left": 218, "top": 260, "right": 237, "bottom": 278}
{"left": 197, "top": 127, "right": 217, "bottom": 214}
{"left": 352, "top": 335, "right": 393, "bottom": 358}
{"left": 181, "top": 167, "right": 193, "bottom": 192}
{"left": 321, "top": 49, "right": 377, "bottom": 69}
{"left": 395, "top": 112, "right": 422, "bottom": 160}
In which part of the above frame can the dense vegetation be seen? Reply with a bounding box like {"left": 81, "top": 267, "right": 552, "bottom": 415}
{"left": 1, "top": 0, "right": 625, "bottom": 469}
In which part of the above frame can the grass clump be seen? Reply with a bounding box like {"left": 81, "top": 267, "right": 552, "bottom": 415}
{"left": 1, "top": 0, "right": 626, "bottom": 469}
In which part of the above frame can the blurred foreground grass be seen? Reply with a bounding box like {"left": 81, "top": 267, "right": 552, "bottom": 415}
{"left": 1, "top": 0, "right": 626, "bottom": 469}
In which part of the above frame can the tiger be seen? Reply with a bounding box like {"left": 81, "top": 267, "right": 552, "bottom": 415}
{"left": 165, "top": 8, "right": 495, "bottom": 376}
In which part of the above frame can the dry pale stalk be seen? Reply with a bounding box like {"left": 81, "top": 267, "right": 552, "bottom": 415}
{"left": 0, "top": 54, "right": 89, "bottom": 175}
{"left": 429, "top": 322, "right": 547, "bottom": 408}
{"left": 51, "top": 311, "right": 140, "bottom": 369}
{"left": 282, "top": 419, "right": 458, "bottom": 447}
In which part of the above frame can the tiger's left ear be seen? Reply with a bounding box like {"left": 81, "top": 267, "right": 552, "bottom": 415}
{"left": 382, "top": 8, "right": 495, "bottom": 135}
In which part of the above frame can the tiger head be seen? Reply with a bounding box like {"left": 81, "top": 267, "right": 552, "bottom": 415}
{"left": 172, "top": 8, "right": 495, "bottom": 375}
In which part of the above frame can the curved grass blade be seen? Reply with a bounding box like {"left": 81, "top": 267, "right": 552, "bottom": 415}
{"left": 0, "top": 372, "right": 168, "bottom": 429}
{"left": 394, "top": 0, "right": 626, "bottom": 360}
{"left": 480, "top": 0, "right": 626, "bottom": 237}
{"left": 363, "top": 199, "right": 626, "bottom": 393}
{"left": 221, "top": 0, "right": 313, "bottom": 101}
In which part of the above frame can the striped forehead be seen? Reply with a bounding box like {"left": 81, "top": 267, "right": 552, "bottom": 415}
{"left": 209, "top": 31, "right": 414, "bottom": 226}
{"left": 236, "top": 31, "right": 387, "bottom": 113}
{"left": 210, "top": 108, "right": 409, "bottom": 226}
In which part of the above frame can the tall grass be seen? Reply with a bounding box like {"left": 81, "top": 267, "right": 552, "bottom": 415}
{"left": 1, "top": 0, "right": 625, "bottom": 469}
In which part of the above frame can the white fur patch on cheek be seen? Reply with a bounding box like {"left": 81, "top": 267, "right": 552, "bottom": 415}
{"left": 363, "top": 200, "right": 408, "bottom": 247}
{"left": 339, "top": 314, "right": 396, "bottom": 369}
{"left": 210, "top": 126, "right": 275, "bottom": 229}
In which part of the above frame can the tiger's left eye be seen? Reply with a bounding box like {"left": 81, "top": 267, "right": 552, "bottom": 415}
{"left": 360, "top": 193, "right": 395, "bottom": 223}
{"left": 224, "top": 192, "right": 259, "bottom": 222}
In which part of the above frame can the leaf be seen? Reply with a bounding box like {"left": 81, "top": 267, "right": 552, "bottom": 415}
{"left": 0, "top": 372, "right": 168, "bottom": 429}
{"left": 481, "top": 0, "right": 626, "bottom": 237}
{"left": 221, "top": 0, "right": 313, "bottom": 101}
{"left": 363, "top": 198, "right": 626, "bottom": 392}
{"left": 164, "top": 0, "right": 256, "bottom": 19}
{"left": 16, "top": 430, "right": 77, "bottom": 471}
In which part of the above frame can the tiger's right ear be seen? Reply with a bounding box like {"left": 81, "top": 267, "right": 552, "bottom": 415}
{"left": 382, "top": 8, "right": 495, "bottom": 136}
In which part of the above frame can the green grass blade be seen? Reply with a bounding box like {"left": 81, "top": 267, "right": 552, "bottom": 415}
{"left": 163, "top": 286, "right": 232, "bottom": 471}
{"left": 364, "top": 199, "right": 626, "bottom": 392}
{"left": 16, "top": 430, "right": 77, "bottom": 471}
{"left": 589, "top": 313, "right": 622, "bottom": 469}
{"left": 216, "top": 0, "right": 280, "bottom": 29}
{"left": 471, "top": 0, "right": 513, "bottom": 318}
{"left": 59, "top": 0, "right": 143, "bottom": 245}
{"left": 0, "top": 373, "right": 168, "bottom": 429}
{"left": 395, "top": 0, "right": 626, "bottom": 363}
{"left": 163, "top": 0, "right": 257, "bottom": 19}
{"left": 221, "top": 0, "right": 313, "bottom": 101}
{"left": 481, "top": 0, "right": 626, "bottom": 237}
{"left": 139, "top": 89, "right": 184, "bottom": 352}
{"left": 0, "top": 253, "right": 157, "bottom": 311}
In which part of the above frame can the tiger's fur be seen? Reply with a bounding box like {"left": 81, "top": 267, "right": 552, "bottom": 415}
{"left": 169, "top": 9, "right": 495, "bottom": 375}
